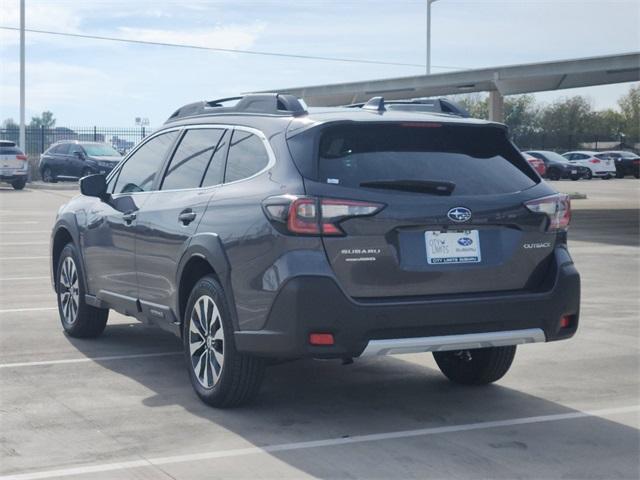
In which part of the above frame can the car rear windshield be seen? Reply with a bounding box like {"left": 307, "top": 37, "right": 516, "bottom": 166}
{"left": 310, "top": 124, "right": 537, "bottom": 195}
{"left": 0, "top": 147, "right": 23, "bottom": 155}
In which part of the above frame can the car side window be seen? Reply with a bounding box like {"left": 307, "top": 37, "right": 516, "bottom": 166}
{"left": 113, "top": 131, "right": 179, "bottom": 194}
{"left": 56, "top": 144, "right": 70, "bottom": 155}
{"left": 201, "top": 130, "right": 229, "bottom": 187}
{"left": 224, "top": 130, "right": 270, "bottom": 183}
{"left": 69, "top": 144, "right": 83, "bottom": 156}
{"left": 161, "top": 128, "right": 226, "bottom": 190}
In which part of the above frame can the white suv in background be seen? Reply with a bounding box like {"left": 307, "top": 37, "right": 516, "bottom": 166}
{"left": 562, "top": 150, "right": 616, "bottom": 179}
{"left": 0, "top": 140, "right": 29, "bottom": 190}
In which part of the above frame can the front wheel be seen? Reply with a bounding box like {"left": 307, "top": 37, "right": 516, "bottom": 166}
{"left": 42, "top": 167, "right": 56, "bottom": 183}
{"left": 184, "top": 275, "right": 265, "bottom": 408}
{"left": 584, "top": 170, "right": 593, "bottom": 180}
{"left": 56, "top": 243, "right": 108, "bottom": 337}
{"left": 433, "top": 346, "right": 516, "bottom": 385}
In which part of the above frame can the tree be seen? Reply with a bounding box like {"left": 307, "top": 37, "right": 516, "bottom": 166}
{"left": 540, "top": 96, "right": 593, "bottom": 150}
{"left": 29, "top": 111, "right": 56, "bottom": 129}
{"left": 504, "top": 95, "right": 541, "bottom": 148}
{"left": 454, "top": 93, "right": 488, "bottom": 119}
{"left": 618, "top": 85, "right": 640, "bottom": 144}
{"left": 1, "top": 118, "right": 20, "bottom": 144}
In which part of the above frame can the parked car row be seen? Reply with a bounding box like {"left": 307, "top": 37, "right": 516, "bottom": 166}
{"left": 524, "top": 149, "right": 639, "bottom": 180}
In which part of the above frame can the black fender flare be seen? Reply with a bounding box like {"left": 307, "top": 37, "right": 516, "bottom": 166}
{"left": 50, "top": 214, "right": 88, "bottom": 293}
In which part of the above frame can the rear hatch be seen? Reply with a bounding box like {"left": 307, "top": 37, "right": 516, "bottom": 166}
{"left": 0, "top": 145, "right": 27, "bottom": 172}
{"left": 288, "top": 121, "right": 557, "bottom": 299}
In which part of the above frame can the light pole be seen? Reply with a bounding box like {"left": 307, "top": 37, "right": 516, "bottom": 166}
{"left": 426, "top": 0, "right": 440, "bottom": 75}
{"left": 19, "top": 0, "right": 25, "bottom": 151}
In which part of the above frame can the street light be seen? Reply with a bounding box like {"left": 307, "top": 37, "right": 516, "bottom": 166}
{"left": 426, "top": 0, "right": 440, "bottom": 75}
{"left": 19, "top": 0, "right": 25, "bottom": 151}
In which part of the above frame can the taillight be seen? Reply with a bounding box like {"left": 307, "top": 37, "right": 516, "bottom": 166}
{"left": 633, "top": 159, "right": 640, "bottom": 165}
{"left": 525, "top": 193, "right": 571, "bottom": 231}
{"left": 16, "top": 154, "right": 27, "bottom": 161}
{"left": 589, "top": 158, "right": 601, "bottom": 164}
{"left": 263, "top": 195, "right": 384, "bottom": 236}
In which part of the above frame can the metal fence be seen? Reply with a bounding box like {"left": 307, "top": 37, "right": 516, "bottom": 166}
{"left": 0, "top": 126, "right": 150, "bottom": 180}
{"left": 0, "top": 126, "right": 149, "bottom": 157}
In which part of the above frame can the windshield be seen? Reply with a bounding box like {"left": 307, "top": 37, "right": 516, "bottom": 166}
{"left": 610, "top": 151, "right": 639, "bottom": 159}
{"left": 316, "top": 124, "right": 537, "bottom": 196}
{"left": 83, "top": 144, "right": 121, "bottom": 157}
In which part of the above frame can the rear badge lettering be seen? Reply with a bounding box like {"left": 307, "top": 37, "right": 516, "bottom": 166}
{"left": 341, "top": 248, "right": 380, "bottom": 262}
{"left": 523, "top": 242, "right": 552, "bottom": 249}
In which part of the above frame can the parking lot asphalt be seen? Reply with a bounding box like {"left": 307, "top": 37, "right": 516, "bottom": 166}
{"left": 0, "top": 179, "right": 638, "bottom": 480}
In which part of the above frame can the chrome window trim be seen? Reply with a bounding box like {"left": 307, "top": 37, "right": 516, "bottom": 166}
{"left": 359, "top": 328, "right": 546, "bottom": 357}
{"left": 106, "top": 124, "right": 276, "bottom": 196}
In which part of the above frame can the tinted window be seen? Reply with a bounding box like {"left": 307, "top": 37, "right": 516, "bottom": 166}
{"left": 69, "top": 144, "right": 83, "bottom": 155}
{"left": 162, "top": 128, "right": 225, "bottom": 190}
{"left": 316, "top": 124, "right": 537, "bottom": 196}
{"left": 201, "top": 130, "right": 229, "bottom": 187}
{"left": 55, "top": 144, "right": 70, "bottom": 155}
{"left": 0, "top": 147, "right": 22, "bottom": 155}
{"left": 113, "top": 131, "right": 178, "bottom": 194}
{"left": 224, "top": 130, "right": 269, "bottom": 183}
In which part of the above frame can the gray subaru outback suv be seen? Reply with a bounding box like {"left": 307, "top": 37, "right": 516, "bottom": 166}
{"left": 50, "top": 94, "right": 580, "bottom": 407}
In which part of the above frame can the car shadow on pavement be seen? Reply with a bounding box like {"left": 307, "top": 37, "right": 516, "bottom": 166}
{"left": 65, "top": 322, "right": 640, "bottom": 479}
{"left": 571, "top": 209, "right": 639, "bottom": 247}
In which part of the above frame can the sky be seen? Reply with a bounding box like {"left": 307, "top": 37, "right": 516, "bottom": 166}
{"left": 0, "top": 0, "right": 639, "bottom": 127}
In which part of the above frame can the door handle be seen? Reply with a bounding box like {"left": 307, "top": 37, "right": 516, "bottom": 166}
{"left": 178, "top": 210, "right": 197, "bottom": 225}
{"left": 123, "top": 212, "right": 137, "bottom": 224}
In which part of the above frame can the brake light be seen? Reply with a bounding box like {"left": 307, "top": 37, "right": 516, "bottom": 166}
{"left": 16, "top": 154, "right": 27, "bottom": 161}
{"left": 524, "top": 193, "right": 571, "bottom": 231}
{"left": 589, "top": 158, "right": 601, "bottom": 164}
{"left": 633, "top": 159, "right": 640, "bottom": 165}
{"left": 263, "top": 196, "right": 384, "bottom": 236}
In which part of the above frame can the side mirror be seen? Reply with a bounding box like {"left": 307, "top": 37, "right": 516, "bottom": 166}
{"left": 74, "top": 151, "right": 85, "bottom": 160}
{"left": 80, "top": 174, "right": 107, "bottom": 199}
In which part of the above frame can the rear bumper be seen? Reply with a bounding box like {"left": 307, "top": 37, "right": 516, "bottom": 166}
{"left": 0, "top": 172, "right": 27, "bottom": 181}
{"left": 234, "top": 247, "right": 580, "bottom": 359}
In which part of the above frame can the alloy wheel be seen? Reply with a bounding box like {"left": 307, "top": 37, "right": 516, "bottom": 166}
{"left": 59, "top": 257, "right": 79, "bottom": 325}
{"left": 189, "top": 295, "right": 225, "bottom": 389}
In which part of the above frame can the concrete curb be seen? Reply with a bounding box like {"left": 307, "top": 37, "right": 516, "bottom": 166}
{"left": 27, "top": 181, "right": 79, "bottom": 191}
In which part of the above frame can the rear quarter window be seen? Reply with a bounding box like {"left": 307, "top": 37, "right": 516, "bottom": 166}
{"left": 295, "top": 123, "right": 537, "bottom": 196}
{"left": 0, "top": 147, "right": 23, "bottom": 155}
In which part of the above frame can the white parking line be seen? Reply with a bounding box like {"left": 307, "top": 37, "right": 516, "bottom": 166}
{"left": 0, "top": 405, "right": 637, "bottom": 480}
{"left": 0, "top": 241, "right": 49, "bottom": 246}
{"left": 0, "top": 231, "right": 51, "bottom": 234}
{"left": 0, "top": 221, "right": 40, "bottom": 225}
{"left": 0, "top": 351, "right": 182, "bottom": 369}
{"left": 0, "top": 276, "right": 49, "bottom": 281}
{"left": 0, "top": 307, "right": 57, "bottom": 314}
{"left": 0, "top": 256, "right": 49, "bottom": 261}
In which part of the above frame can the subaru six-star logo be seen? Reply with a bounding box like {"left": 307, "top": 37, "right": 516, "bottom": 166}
{"left": 458, "top": 237, "right": 473, "bottom": 246}
{"left": 447, "top": 207, "right": 472, "bottom": 223}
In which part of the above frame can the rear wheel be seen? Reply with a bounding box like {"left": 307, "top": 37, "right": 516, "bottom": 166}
{"left": 570, "top": 175, "right": 580, "bottom": 181}
{"left": 433, "top": 346, "right": 516, "bottom": 385}
{"left": 184, "top": 275, "right": 265, "bottom": 408}
{"left": 584, "top": 170, "right": 593, "bottom": 180}
{"left": 56, "top": 243, "right": 108, "bottom": 338}
{"left": 11, "top": 178, "right": 26, "bottom": 190}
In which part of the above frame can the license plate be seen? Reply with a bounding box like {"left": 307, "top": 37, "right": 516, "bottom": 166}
{"left": 571, "top": 170, "right": 577, "bottom": 174}
{"left": 425, "top": 230, "right": 481, "bottom": 264}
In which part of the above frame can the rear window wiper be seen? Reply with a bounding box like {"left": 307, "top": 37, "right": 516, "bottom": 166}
{"left": 359, "top": 179, "right": 455, "bottom": 195}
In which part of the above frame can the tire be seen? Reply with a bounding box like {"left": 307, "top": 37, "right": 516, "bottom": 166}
{"left": 11, "top": 178, "right": 26, "bottom": 190}
{"left": 183, "top": 275, "right": 265, "bottom": 408}
{"left": 56, "top": 243, "right": 108, "bottom": 338}
{"left": 615, "top": 171, "right": 624, "bottom": 179}
{"left": 570, "top": 175, "right": 580, "bottom": 181}
{"left": 634, "top": 173, "right": 639, "bottom": 179}
{"left": 584, "top": 170, "right": 593, "bottom": 180}
{"left": 602, "top": 175, "right": 612, "bottom": 180}
{"left": 433, "top": 346, "right": 516, "bottom": 385}
{"left": 42, "top": 167, "right": 56, "bottom": 183}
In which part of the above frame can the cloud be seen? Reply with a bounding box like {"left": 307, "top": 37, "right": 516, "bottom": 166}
{"left": 116, "top": 23, "right": 265, "bottom": 51}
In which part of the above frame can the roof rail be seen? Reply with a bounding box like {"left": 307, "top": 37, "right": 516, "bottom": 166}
{"left": 345, "top": 97, "right": 469, "bottom": 117}
{"left": 166, "top": 93, "right": 307, "bottom": 123}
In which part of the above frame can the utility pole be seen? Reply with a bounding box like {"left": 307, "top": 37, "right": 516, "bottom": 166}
{"left": 19, "top": 0, "right": 25, "bottom": 151}
{"left": 426, "top": 0, "right": 440, "bottom": 75}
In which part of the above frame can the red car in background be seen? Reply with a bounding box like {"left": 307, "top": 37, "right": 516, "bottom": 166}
{"left": 523, "top": 152, "right": 546, "bottom": 177}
